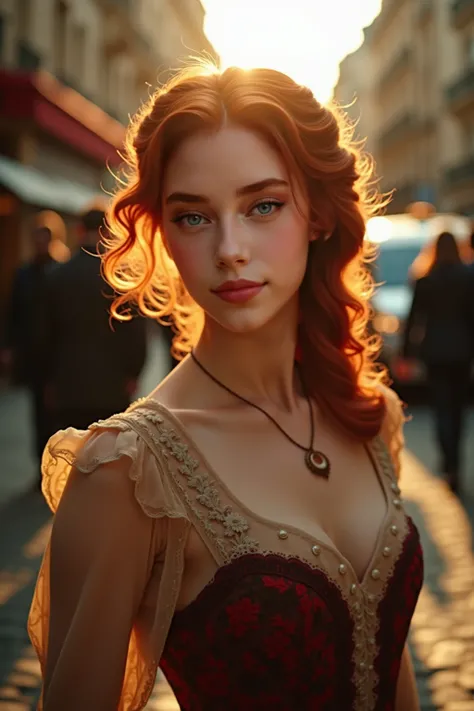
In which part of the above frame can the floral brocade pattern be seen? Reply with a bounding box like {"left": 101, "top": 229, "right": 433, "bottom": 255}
{"left": 373, "top": 519, "right": 425, "bottom": 710}
{"left": 161, "top": 555, "right": 356, "bottom": 711}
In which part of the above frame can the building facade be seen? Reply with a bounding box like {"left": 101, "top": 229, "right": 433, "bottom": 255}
{"left": 334, "top": 0, "right": 474, "bottom": 216}
{"left": 0, "top": 0, "right": 217, "bottom": 325}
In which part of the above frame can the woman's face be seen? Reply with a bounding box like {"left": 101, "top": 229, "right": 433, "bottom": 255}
{"left": 161, "top": 124, "right": 312, "bottom": 335}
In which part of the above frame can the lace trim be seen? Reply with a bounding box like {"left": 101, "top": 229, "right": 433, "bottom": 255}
{"left": 119, "top": 407, "right": 260, "bottom": 564}
{"left": 351, "top": 436, "right": 409, "bottom": 711}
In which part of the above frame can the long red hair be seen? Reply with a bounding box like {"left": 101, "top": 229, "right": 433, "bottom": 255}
{"left": 103, "top": 63, "right": 388, "bottom": 441}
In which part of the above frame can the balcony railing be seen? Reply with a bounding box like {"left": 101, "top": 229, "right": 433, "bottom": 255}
{"left": 17, "top": 40, "right": 41, "bottom": 71}
{"left": 446, "top": 67, "right": 474, "bottom": 112}
{"left": 445, "top": 157, "right": 474, "bottom": 186}
{"left": 451, "top": 0, "right": 474, "bottom": 28}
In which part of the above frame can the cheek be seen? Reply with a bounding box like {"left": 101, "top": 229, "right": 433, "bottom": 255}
{"left": 262, "top": 217, "right": 309, "bottom": 270}
{"left": 166, "top": 237, "right": 207, "bottom": 286}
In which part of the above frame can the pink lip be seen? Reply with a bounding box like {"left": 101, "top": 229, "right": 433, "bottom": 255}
{"left": 213, "top": 284, "right": 265, "bottom": 304}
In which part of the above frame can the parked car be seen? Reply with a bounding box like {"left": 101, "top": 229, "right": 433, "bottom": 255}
{"left": 366, "top": 212, "right": 472, "bottom": 386}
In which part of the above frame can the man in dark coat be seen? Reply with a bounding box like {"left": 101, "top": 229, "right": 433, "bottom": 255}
{"left": 41, "top": 209, "right": 148, "bottom": 433}
{"left": 2, "top": 225, "right": 54, "bottom": 463}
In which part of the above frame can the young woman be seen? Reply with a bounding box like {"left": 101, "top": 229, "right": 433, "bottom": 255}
{"left": 403, "top": 231, "right": 473, "bottom": 493}
{"left": 29, "top": 64, "right": 423, "bottom": 710}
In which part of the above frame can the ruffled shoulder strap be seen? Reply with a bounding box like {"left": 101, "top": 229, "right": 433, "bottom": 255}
{"left": 378, "top": 384, "right": 406, "bottom": 480}
{"left": 33, "top": 406, "right": 191, "bottom": 710}
{"left": 41, "top": 409, "right": 189, "bottom": 522}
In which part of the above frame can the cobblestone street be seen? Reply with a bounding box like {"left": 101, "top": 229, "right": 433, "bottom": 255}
{"left": 0, "top": 335, "right": 473, "bottom": 709}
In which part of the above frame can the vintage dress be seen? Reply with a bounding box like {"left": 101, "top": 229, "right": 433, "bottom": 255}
{"left": 28, "top": 387, "right": 424, "bottom": 711}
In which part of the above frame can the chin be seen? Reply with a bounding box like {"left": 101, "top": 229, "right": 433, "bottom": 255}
{"left": 208, "top": 301, "right": 294, "bottom": 336}
{"left": 210, "top": 311, "right": 270, "bottom": 334}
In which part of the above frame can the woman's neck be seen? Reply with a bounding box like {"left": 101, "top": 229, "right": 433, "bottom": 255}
{"left": 193, "top": 315, "right": 301, "bottom": 414}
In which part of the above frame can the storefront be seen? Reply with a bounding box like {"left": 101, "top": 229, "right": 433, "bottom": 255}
{"left": 0, "top": 68, "right": 126, "bottom": 327}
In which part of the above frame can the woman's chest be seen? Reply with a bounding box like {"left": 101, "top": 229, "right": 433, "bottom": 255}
{"left": 176, "top": 412, "right": 389, "bottom": 585}
{"left": 164, "top": 523, "right": 424, "bottom": 711}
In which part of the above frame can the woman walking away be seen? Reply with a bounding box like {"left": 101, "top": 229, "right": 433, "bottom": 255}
{"left": 403, "top": 231, "right": 473, "bottom": 493}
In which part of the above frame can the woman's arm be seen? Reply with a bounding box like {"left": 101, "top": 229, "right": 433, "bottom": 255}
{"left": 42, "top": 459, "right": 157, "bottom": 710}
{"left": 395, "top": 644, "right": 420, "bottom": 711}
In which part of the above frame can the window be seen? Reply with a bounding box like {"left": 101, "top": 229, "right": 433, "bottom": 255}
{"left": 54, "top": 0, "right": 68, "bottom": 76}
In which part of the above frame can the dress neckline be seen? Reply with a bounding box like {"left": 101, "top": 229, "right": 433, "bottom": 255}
{"left": 132, "top": 397, "right": 396, "bottom": 588}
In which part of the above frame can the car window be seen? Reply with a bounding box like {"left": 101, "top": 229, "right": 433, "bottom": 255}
{"left": 373, "top": 243, "right": 422, "bottom": 287}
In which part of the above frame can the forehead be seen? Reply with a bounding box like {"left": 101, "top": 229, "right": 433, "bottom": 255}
{"left": 163, "top": 124, "right": 290, "bottom": 196}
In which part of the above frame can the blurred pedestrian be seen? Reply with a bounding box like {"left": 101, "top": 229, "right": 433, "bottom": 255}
{"left": 1, "top": 225, "right": 54, "bottom": 470}
{"left": 403, "top": 231, "right": 473, "bottom": 492}
{"left": 40, "top": 208, "right": 148, "bottom": 432}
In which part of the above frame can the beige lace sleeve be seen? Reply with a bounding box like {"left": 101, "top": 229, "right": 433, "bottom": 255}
{"left": 378, "top": 385, "right": 406, "bottom": 480}
{"left": 28, "top": 421, "right": 190, "bottom": 711}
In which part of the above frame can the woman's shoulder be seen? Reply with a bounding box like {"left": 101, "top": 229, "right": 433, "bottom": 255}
{"left": 377, "top": 383, "right": 405, "bottom": 436}
{"left": 41, "top": 401, "right": 189, "bottom": 522}
{"left": 377, "top": 384, "right": 406, "bottom": 479}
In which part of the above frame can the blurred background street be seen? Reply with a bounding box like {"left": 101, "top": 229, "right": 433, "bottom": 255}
{"left": 0, "top": 0, "right": 473, "bottom": 709}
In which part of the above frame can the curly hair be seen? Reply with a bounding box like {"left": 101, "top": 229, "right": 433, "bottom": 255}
{"left": 103, "top": 63, "right": 389, "bottom": 441}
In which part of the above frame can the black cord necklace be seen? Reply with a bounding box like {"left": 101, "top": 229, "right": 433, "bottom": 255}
{"left": 190, "top": 350, "right": 331, "bottom": 479}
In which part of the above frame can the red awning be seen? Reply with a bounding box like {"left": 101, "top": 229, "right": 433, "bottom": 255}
{"left": 0, "top": 70, "right": 125, "bottom": 166}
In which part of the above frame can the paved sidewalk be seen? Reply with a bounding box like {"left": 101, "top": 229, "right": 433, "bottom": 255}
{"left": 0, "top": 346, "right": 473, "bottom": 708}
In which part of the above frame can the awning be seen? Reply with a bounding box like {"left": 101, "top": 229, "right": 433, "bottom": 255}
{"left": 0, "top": 70, "right": 124, "bottom": 166}
{"left": 0, "top": 155, "right": 107, "bottom": 214}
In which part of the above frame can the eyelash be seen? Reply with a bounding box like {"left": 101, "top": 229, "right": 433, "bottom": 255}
{"left": 171, "top": 198, "right": 286, "bottom": 228}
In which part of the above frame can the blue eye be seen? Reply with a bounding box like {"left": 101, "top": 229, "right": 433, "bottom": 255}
{"left": 252, "top": 200, "right": 284, "bottom": 217}
{"left": 172, "top": 213, "right": 207, "bottom": 228}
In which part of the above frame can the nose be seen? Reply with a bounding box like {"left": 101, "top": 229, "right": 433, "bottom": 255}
{"left": 214, "top": 219, "right": 250, "bottom": 270}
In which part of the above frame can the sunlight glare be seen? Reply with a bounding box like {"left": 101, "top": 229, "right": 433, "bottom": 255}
{"left": 202, "top": 0, "right": 382, "bottom": 104}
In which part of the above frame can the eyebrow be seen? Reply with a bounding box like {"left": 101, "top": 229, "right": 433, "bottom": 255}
{"left": 165, "top": 178, "right": 289, "bottom": 205}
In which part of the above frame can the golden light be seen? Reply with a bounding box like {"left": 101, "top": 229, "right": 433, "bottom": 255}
{"left": 49, "top": 239, "right": 71, "bottom": 263}
{"left": 35, "top": 209, "right": 67, "bottom": 242}
{"left": 35, "top": 209, "right": 72, "bottom": 263}
{"left": 406, "top": 201, "right": 436, "bottom": 220}
{"left": 372, "top": 313, "right": 400, "bottom": 334}
{"left": 365, "top": 216, "right": 394, "bottom": 244}
{"left": 202, "top": 0, "right": 382, "bottom": 104}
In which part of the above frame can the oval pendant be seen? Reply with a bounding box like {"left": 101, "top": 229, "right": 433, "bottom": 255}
{"left": 305, "top": 449, "right": 330, "bottom": 478}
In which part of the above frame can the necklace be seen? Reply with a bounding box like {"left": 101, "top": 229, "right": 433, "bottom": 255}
{"left": 190, "top": 350, "right": 331, "bottom": 479}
